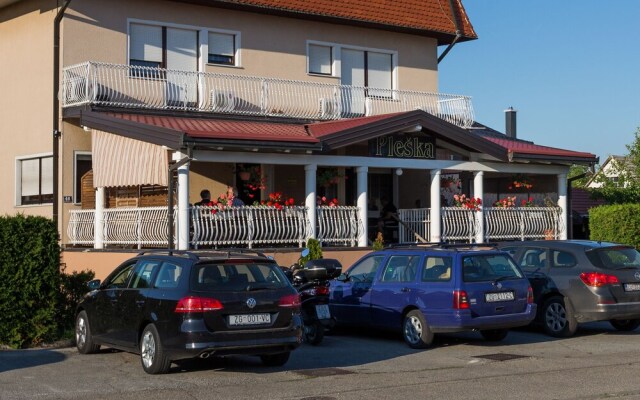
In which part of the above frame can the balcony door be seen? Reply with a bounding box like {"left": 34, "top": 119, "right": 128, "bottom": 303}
{"left": 165, "top": 28, "right": 198, "bottom": 107}
{"left": 341, "top": 49, "right": 393, "bottom": 116}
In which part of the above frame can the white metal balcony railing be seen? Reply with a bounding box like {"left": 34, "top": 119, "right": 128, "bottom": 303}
{"left": 62, "top": 61, "right": 475, "bottom": 128}
{"left": 68, "top": 205, "right": 361, "bottom": 249}
{"left": 67, "top": 206, "right": 564, "bottom": 248}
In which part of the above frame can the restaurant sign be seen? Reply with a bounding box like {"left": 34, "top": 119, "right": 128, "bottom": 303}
{"left": 369, "top": 134, "right": 435, "bottom": 159}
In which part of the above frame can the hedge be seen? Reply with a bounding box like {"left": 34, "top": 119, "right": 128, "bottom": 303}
{"left": 589, "top": 204, "right": 640, "bottom": 248}
{"left": 0, "top": 215, "right": 61, "bottom": 348}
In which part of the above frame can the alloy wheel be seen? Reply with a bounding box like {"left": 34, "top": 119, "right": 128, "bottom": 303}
{"left": 141, "top": 331, "right": 156, "bottom": 368}
{"left": 76, "top": 316, "right": 87, "bottom": 348}
{"left": 404, "top": 315, "right": 423, "bottom": 345}
{"left": 545, "top": 302, "right": 567, "bottom": 332}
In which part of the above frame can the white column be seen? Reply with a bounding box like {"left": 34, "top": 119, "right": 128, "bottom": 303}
{"left": 305, "top": 164, "right": 317, "bottom": 241}
{"left": 94, "top": 187, "right": 105, "bottom": 249}
{"left": 557, "top": 173, "right": 568, "bottom": 240}
{"left": 473, "top": 171, "right": 485, "bottom": 244}
{"left": 176, "top": 151, "right": 191, "bottom": 250}
{"left": 356, "top": 166, "right": 368, "bottom": 247}
{"left": 430, "top": 169, "right": 441, "bottom": 243}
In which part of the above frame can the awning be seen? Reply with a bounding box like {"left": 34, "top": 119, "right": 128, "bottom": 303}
{"left": 91, "top": 129, "right": 168, "bottom": 188}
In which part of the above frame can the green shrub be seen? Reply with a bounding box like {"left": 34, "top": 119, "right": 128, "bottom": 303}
{"left": 57, "top": 268, "right": 95, "bottom": 333}
{"left": 0, "top": 215, "right": 60, "bottom": 348}
{"left": 590, "top": 204, "right": 640, "bottom": 248}
{"left": 299, "top": 238, "right": 323, "bottom": 266}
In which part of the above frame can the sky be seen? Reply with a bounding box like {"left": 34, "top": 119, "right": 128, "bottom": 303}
{"left": 438, "top": 0, "right": 640, "bottom": 163}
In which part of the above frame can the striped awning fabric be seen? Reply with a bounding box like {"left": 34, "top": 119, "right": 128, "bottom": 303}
{"left": 91, "top": 129, "right": 168, "bottom": 188}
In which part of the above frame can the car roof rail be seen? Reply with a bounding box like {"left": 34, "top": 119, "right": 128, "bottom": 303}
{"left": 136, "top": 249, "right": 199, "bottom": 260}
{"left": 385, "top": 242, "right": 499, "bottom": 251}
{"left": 187, "top": 248, "right": 270, "bottom": 260}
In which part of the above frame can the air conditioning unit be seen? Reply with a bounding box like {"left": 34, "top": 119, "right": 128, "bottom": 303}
{"left": 211, "top": 90, "right": 236, "bottom": 112}
{"left": 319, "top": 97, "right": 339, "bottom": 119}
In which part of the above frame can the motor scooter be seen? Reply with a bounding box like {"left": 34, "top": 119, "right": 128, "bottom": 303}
{"left": 287, "top": 251, "right": 342, "bottom": 345}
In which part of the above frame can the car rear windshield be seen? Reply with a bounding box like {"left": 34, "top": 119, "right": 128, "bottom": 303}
{"left": 462, "top": 254, "right": 523, "bottom": 282}
{"left": 586, "top": 247, "right": 640, "bottom": 270}
{"left": 190, "top": 262, "right": 290, "bottom": 292}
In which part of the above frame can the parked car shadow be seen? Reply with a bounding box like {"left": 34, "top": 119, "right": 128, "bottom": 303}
{"left": 0, "top": 349, "right": 67, "bottom": 373}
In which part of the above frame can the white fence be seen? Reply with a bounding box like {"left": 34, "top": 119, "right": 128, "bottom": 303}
{"left": 484, "top": 207, "right": 563, "bottom": 241}
{"left": 62, "top": 62, "right": 475, "bottom": 128}
{"left": 398, "top": 208, "right": 431, "bottom": 243}
{"left": 316, "top": 206, "right": 362, "bottom": 246}
{"left": 441, "top": 207, "right": 481, "bottom": 242}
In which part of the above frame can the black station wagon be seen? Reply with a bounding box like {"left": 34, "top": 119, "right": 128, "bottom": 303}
{"left": 75, "top": 250, "right": 302, "bottom": 374}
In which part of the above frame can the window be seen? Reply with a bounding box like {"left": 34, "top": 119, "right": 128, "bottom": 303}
{"left": 74, "top": 153, "right": 92, "bottom": 204}
{"left": 17, "top": 155, "right": 53, "bottom": 205}
{"left": 422, "top": 256, "right": 452, "bottom": 282}
{"left": 341, "top": 48, "right": 394, "bottom": 95}
{"left": 106, "top": 263, "right": 136, "bottom": 289}
{"left": 131, "top": 260, "right": 161, "bottom": 289}
{"left": 155, "top": 262, "right": 183, "bottom": 289}
{"left": 552, "top": 250, "right": 577, "bottom": 268}
{"left": 308, "top": 44, "right": 332, "bottom": 75}
{"left": 346, "top": 255, "right": 385, "bottom": 283}
{"left": 208, "top": 32, "right": 236, "bottom": 65}
{"left": 381, "top": 255, "right": 419, "bottom": 283}
{"left": 129, "top": 23, "right": 163, "bottom": 69}
{"left": 520, "top": 248, "right": 547, "bottom": 270}
{"left": 463, "top": 254, "right": 522, "bottom": 282}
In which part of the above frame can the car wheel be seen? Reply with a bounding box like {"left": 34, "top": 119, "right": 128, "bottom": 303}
{"left": 303, "top": 321, "right": 325, "bottom": 345}
{"left": 480, "top": 329, "right": 509, "bottom": 342}
{"left": 542, "top": 296, "right": 578, "bottom": 338}
{"left": 610, "top": 319, "right": 640, "bottom": 331}
{"left": 260, "top": 352, "right": 291, "bottom": 367}
{"left": 402, "top": 310, "right": 434, "bottom": 349}
{"left": 75, "top": 310, "right": 100, "bottom": 354}
{"left": 140, "top": 324, "right": 171, "bottom": 374}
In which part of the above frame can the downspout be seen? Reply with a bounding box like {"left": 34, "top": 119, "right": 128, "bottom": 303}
{"left": 437, "top": 0, "right": 462, "bottom": 64}
{"left": 53, "top": 0, "right": 72, "bottom": 228}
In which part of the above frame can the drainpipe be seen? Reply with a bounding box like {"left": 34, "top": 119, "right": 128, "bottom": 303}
{"left": 437, "top": 0, "right": 462, "bottom": 64}
{"left": 53, "top": 0, "right": 72, "bottom": 228}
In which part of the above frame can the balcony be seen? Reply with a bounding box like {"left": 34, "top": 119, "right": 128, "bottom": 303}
{"left": 61, "top": 62, "right": 475, "bottom": 128}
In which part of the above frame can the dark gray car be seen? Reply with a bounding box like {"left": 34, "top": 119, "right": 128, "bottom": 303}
{"left": 498, "top": 240, "right": 640, "bottom": 337}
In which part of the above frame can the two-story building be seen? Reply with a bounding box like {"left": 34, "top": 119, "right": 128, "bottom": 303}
{"left": 1, "top": 0, "right": 598, "bottom": 273}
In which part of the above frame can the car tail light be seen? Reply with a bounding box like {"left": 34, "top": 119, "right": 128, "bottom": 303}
{"left": 175, "top": 296, "right": 223, "bottom": 313}
{"left": 302, "top": 286, "right": 329, "bottom": 296}
{"left": 453, "top": 290, "right": 470, "bottom": 309}
{"left": 580, "top": 272, "right": 620, "bottom": 287}
{"left": 527, "top": 286, "right": 534, "bottom": 304}
{"left": 279, "top": 293, "right": 301, "bottom": 308}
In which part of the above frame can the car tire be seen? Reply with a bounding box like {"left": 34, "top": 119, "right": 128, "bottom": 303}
{"left": 402, "top": 310, "right": 434, "bottom": 349}
{"left": 480, "top": 329, "right": 509, "bottom": 342}
{"left": 75, "top": 310, "right": 100, "bottom": 354}
{"left": 542, "top": 296, "right": 578, "bottom": 338}
{"left": 303, "top": 321, "right": 325, "bottom": 345}
{"left": 140, "top": 324, "right": 171, "bottom": 374}
{"left": 610, "top": 319, "right": 640, "bottom": 332}
{"left": 260, "top": 352, "right": 290, "bottom": 367}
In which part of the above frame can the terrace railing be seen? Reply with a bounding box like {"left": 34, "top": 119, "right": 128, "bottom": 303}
{"left": 484, "top": 207, "right": 564, "bottom": 241}
{"left": 441, "top": 207, "right": 481, "bottom": 242}
{"left": 62, "top": 61, "right": 475, "bottom": 128}
{"left": 398, "top": 208, "right": 431, "bottom": 243}
{"left": 316, "top": 206, "right": 361, "bottom": 247}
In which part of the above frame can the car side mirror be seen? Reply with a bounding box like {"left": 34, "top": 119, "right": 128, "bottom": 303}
{"left": 87, "top": 279, "right": 101, "bottom": 291}
{"left": 336, "top": 273, "right": 349, "bottom": 282}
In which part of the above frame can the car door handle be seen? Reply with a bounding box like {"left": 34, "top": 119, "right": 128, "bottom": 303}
{"left": 401, "top": 287, "right": 411, "bottom": 292}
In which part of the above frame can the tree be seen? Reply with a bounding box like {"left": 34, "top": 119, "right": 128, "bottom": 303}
{"left": 567, "top": 164, "right": 590, "bottom": 188}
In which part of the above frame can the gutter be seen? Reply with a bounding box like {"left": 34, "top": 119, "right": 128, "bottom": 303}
{"left": 437, "top": 0, "right": 462, "bottom": 64}
{"left": 53, "top": 0, "right": 72, "bottom": 227}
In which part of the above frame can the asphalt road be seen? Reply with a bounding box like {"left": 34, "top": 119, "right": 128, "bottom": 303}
{"left": 2, "top": 323, "right": 640, "bottom": 400}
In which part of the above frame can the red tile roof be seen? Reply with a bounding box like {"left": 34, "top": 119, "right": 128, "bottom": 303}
{"left": 107, "top": 113, "right": 319, "bottom": 143}
{"left": 207, "top": 0, "right": 477, "bottom": 42}
{"left": 482, "top": 136, "right": 596, "bottom": 160}
{"left": 307, "top": 112, "right": 406, "bottom": 137}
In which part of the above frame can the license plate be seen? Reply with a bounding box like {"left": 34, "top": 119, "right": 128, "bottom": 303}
{"left": 315, "top": 304, "right": 331, "bottom": 320}
{"left": 229, "top": 313, "right": 271, "bottom": 326}
{"left": 624, "top": 283, "right": 640, "bottom": 292}
{"left": 485, "top": 291, "right": 515, "bottom": 302}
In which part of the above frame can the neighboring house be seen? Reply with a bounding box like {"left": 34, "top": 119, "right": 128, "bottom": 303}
{"left": 586, "top": 155, "right": 631, "bottom": 188}
{"left": 0, "top": 0, "right": 598, "bottom": 252}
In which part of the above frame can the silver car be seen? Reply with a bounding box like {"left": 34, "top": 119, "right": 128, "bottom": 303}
{"left": 498, "top": 240, "right": 640, "bottom": 337}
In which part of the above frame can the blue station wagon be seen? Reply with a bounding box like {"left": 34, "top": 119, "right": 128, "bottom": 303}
{"left": 329, "top": 244, "right": 536, "bottom": 348}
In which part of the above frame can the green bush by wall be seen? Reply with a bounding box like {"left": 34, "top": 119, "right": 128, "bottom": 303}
{"left": 0, "top": 215, "right": 61, "bottom": 348}
{"left": 589, "top": 204, "right": 640, "bottom": 248}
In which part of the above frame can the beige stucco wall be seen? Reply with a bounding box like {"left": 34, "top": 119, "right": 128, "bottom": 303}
{"left": 0, "top": 1, "right": 56, "bottom": 218}
{"left": 62, "top": 247, "right": 371, "bottom": 281}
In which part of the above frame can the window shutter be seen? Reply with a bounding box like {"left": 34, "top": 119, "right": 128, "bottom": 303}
{"left": 130, "top": 23, "right": 162, "bottom": 63}
{"left": 209, "top": 32, "right": 235, "bottom": 57}
{"left": 166, "top": 28, "right": 198, "bottom": 71}
{"left": 41, "top": 156, "right": 53, "bottom": 195}
{"left": 367, "top": 52, "right": 392, "bottom": 95}
{"left": 21, "top": 158, "right": 39, "bottom": 197}
{"left": 309, "top": 44, "right": 331, "bottom": 74}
